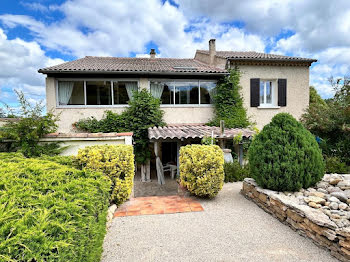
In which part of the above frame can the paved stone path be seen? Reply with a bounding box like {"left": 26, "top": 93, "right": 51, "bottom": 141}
{"left": 101, "top": 182, "right": 339, "bottom": 262}
{"left": 114, "top": 195, "right": 204, "bottom": 217}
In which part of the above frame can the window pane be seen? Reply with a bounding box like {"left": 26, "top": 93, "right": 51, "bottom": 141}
{"left": 113, "top": 82, "right": 134, "bottom": 104}
{"left": 86, "top": 81, "right": 111, "bottom": 105}
{"left": 266, "top": 81, "right": 272, "bottom": 104}
{"left": 175, "top": 82, "right": 199, "bottom": 104}
{"left": 150, "top": 81, "right": 173, "bottom": 104}
{"left": 260, "top": 81, "right": 264, "bottom": 104}
{"left": 58, "top": 81, "right": 84, "bottom": 105}
{"left": 200, "top": 81, "right": 216, "bottom": 104}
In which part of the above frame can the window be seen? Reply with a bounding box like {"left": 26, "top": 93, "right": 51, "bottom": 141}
{"left": 113, "top": 81, "right": 137, "bottom": 104}
{"left": 86, "top": 81, "right": 111, "bottom": 105}
{"left": 150, "top": 81, "right": 173, "bottom": 104}
{"left": 260, "top": 80, "right": 275, "bottom": 106}
{"left": 200, "top": 81, "right": 216, "bottom": 104}
{"left": 149, "top": 80, "right": 216, "bottom": 105}
{"left": 57, "top": 81, "right": 84, "bottom": 105}
{"left": 175, "top": 82, "right": 199, "bottom": 104}
{"left": 57, "top": 80, "right": 138, "bottom": 106}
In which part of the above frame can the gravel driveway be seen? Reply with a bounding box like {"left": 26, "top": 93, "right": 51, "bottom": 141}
{"left": 101, "top": 182, "right": 338, "bottom": 262}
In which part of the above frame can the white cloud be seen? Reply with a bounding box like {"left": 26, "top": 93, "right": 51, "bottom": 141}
{"left": 0, "top": 28, "right": 64, "bottom": 105}
{"left": 0, "top": 0, "right": 265, "bottom": 58}
{"left": 1, "top": 0, "right": 349, "bottom": 99}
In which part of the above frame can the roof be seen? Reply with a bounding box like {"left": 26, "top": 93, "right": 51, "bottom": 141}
{"left": 196, "top": 50, "right": 317, "bottom": 63}
{"left": 148, "top": 124, "right": 254, "bottom": 140}
{"left": 44, "top": 132, "right": 133, "bottom": 138}
{"left": 38, "top": 56, "right": 227, "bottom": 75}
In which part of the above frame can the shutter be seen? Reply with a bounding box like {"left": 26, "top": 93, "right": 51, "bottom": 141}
{"left": 278, "top": 79, "right": 287, "bottom": 106}
{"left": 250, "top": 78, "right": 260, "bottom": 107}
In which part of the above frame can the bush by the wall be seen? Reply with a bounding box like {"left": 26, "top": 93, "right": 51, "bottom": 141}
{"left": 179, "top": 144, "right": 224, "bottom": 198}
{"left": 325, "top": 156, "right": 349, "bottom": 174}
{"left": 0, "top": 153, "right": 111, "bottom": 261}
{"left": 248, "top": 113, "right": 324, "bottom": 192}
{"left": 77, "top": 145, "right": 135, "bottom": 205}
{"left": 224, "top": 161, "right": 250, "bottom": 182}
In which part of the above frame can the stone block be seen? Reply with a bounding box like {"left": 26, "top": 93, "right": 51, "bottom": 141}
{"left": 286, "top": 209, "right": 304, "bottom": 223}
{"left": 322, "top": 229, "right": 337, "bottom": 241}
{"left": 258, "top": 193, "right": 267, "bottom": 203}
{"left": 339, "top": 240, "right": 350, "bottom": 250}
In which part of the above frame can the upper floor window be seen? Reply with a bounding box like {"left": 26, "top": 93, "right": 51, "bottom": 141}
{"left": 259, "top": 80, "right": 276, "bottom": 106}
{"left": 57, "top": 81, "right": 84, "bottom": 105}
{"left": 150, "top": 80, "right": 216, "bottom": 105}
{"left": 86, "top": 81, "right": 111, "bottom": 105}
{"left": 57, "top": 80, "right": 138, "bottom": 106}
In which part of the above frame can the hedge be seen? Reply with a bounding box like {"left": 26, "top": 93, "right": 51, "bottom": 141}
{"left": 179, "top": 145, "right": 224, "bottom": 198}
{"left": 77, "top": 145, "right": 135, "bottom": 205}
{"left": 224, "top": 161, "right": 250, "bottom": 182}
{"left": 248, "top": 113, "right": 324, "bottom": 192}
{"left": 0, "top": 153, "right": 111, "bottom": 262}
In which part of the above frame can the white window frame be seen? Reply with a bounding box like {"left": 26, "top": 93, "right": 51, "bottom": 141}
{"left": 149, "top": 79, "right": 216, "bottom": 107}
{"left": 55, "top": 78, "right": 139, "bottom": 108}
{"left": 258, "top": 79, "right": 279, "bottom": 108}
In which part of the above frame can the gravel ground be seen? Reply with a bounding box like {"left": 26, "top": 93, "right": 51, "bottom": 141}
{"left": 101, "top": 182, "right": 339, "bottom": 262}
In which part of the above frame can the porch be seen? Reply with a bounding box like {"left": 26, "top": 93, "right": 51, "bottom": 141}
{"left": 134, "top": 124, "right": 254, "bottom": 196}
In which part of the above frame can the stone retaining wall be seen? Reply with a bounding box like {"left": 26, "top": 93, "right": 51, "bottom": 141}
{"left": 242, "top": 178, "right": 350, "bottom": 262}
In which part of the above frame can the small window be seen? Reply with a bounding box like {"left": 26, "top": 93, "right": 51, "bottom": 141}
{"left": 58, "top": 81, "right": 84, "bottom": 105}
{"left": 113, "top": 81, "right": 137, "bottom": 104}
{"left": 260, "top": 80, "right": 275, "bottom": 106}
{"left": 86, "top": 81, "right": 111, "bottom": 105}
{"left": 200, "top": 81, "right": 216, "bottom": 104}
{"left": 175, "top": 81, "right": 199, "bottom": 104}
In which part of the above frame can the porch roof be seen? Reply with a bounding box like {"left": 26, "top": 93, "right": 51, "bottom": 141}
{"left": 148, "top": 124, "right": 254, "bottom": 141}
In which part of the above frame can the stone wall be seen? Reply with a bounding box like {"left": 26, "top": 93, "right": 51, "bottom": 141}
{"left": 242, "top": 177, "right": 350, "bottom": 262}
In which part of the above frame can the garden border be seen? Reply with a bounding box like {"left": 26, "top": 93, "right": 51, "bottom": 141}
{"left": 241, "top": 178, "right": 350, "bottom": 262}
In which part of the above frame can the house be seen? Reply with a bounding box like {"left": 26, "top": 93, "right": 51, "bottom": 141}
{"left": 39, "top": 39, "right": 316, "bottom": 183}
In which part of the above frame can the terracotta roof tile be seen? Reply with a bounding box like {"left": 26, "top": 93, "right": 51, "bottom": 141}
{"left": 148, "top": 124, "right": 254, "bottom": 140}
{"left": 196, "top": 50, "right": 317, "bottom": 63}
{"left": 38, "top": 56, "right": 227, "bottom": 74}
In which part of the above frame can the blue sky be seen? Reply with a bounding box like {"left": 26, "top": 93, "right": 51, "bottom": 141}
{"left": 0, "top": 0, "right": 350, "bottom": 110}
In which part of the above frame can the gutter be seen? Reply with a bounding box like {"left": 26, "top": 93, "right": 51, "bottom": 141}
{"left": 37, "top": 70, "right": 228, "bottom": 76}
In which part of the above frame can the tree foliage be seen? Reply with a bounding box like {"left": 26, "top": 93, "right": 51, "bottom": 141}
{"left": 249, "top": 113, "right": 324, "bottom": 191}
{"left": 208, "top": 67, "right": 251, "bottom": 128}
{"left": 0, "top": 90, "right": 60, "bottom": 157}
{"left": 75, "top": 89, "right": 165, "bottom": 164}
{"left": 301, "top": 78, "right": 350, "bottom": 165}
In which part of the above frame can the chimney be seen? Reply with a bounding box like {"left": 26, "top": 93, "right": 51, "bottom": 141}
{"left": 209, "top": 39, "right": 216, "bottom": 65}
{"left": 150, "top": 48, "right": 156, "bottom": 59}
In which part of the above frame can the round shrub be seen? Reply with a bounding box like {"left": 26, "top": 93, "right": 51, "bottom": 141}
{"left": 77, "top": 145, "right": 135, "bottom": 205}
{"left": 179, "top": 144, "right": 224, "bottom": 198}
{"left": 248, "top": 113, "right": 324, "bottom": 192}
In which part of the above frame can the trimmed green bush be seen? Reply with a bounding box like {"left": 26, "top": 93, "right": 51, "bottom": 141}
{"left": 325, "top": 156, "right": 350, "bottom": 174}
{"left": 179, "top": 145, "right": 224, "bottom": 198}
{"left": 224, "top": 161, "right": 250, "bottom": 182}
{"left": 77, "top": 145, "right": 135, "bottom": 205}
{"left": 248, "top": 113, "right": 324, "bottom": 191}
{"left": 0, "top": 153, "right": 111, "bottom": 261}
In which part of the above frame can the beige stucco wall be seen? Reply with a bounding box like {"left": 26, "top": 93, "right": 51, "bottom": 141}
{"left": 238, "top": 64, "right": 309, "bottom": 129}
{"left": 40, "top": 135, "right": 133, "bottom": 156}
{"left": 47, "top": 63, "right": 309, "bottom": 132}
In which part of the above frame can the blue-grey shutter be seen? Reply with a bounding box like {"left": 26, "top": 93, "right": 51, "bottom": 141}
{"left": 278, "top": 79, "right": 287, "bottom": 106}
{"left": 250, "top": 78, "right": 260, "bottom": 107}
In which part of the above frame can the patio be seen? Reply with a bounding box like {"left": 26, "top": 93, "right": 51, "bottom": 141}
{"left": 101, "top": 182, "right": 338, "bottom": 262}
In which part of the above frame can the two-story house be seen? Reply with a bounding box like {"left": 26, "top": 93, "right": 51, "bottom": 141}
{"left": 39, "top": 39, "right": 316, "bottom": 183}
